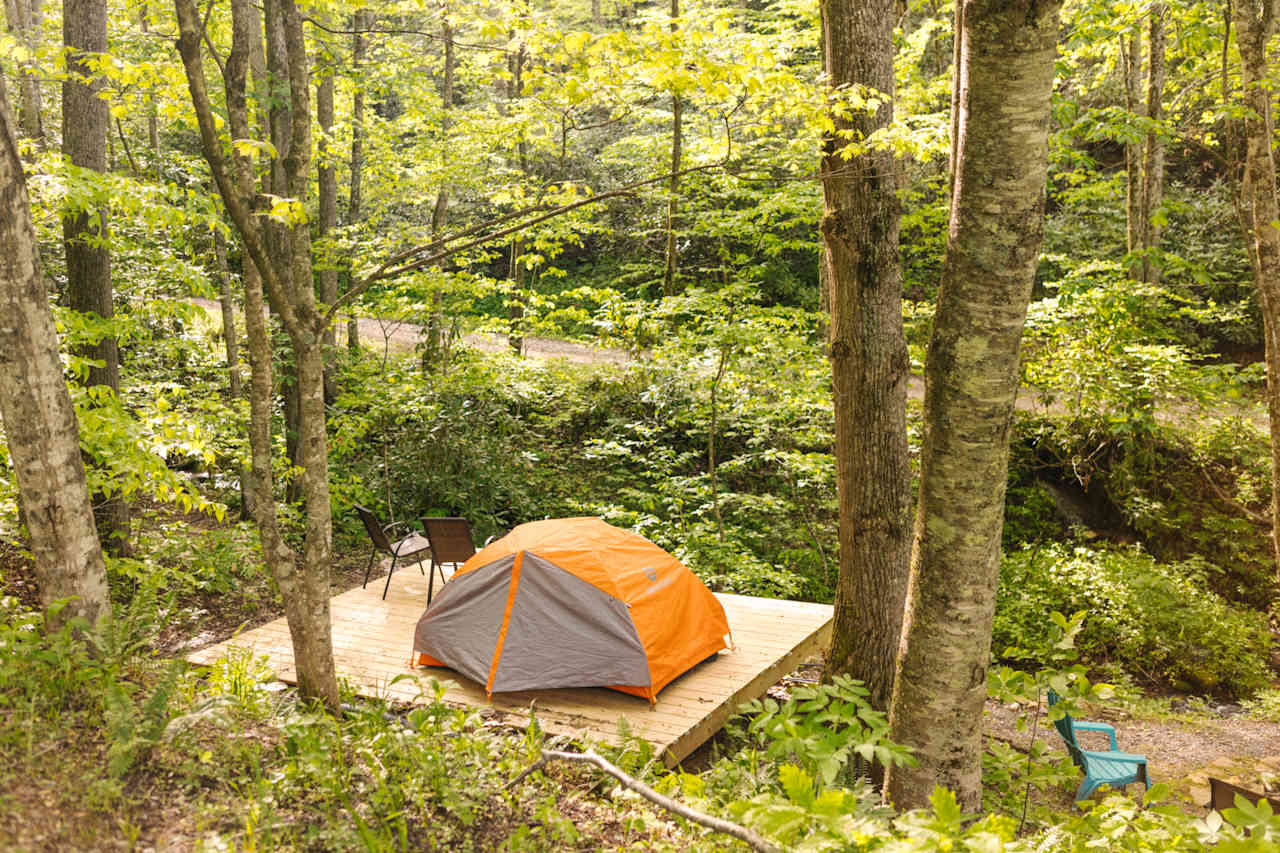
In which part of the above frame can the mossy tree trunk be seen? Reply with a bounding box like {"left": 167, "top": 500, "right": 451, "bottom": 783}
{"left": 885, "top": 0, "right": 1061, "bottom": 810}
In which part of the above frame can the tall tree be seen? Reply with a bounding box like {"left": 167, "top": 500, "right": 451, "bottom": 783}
{"left": 662, "top": 0, "right": 682, "bottom": 297}
{"left": 424, "top": 13, "right": 455, "bottom": 369}
{"left": 176, "top": 0, "right": 340, "bottom": 706}
{"left": 1232, "top": 0, "right": 1280, "bottom": 582}
{"left": 63, "top": 0, "right": 129, "bottom": 554}
{"left": 1133, "top": 6, "right": 1165, "bottom": 284}
{"left": 3, "top": 0, "right": 44, "bottom": 144}
{"left": 0, "top": 80, "right": 109, "bottom": 632}
{"left": 885, "top": 0, "right": 1062, "bottom": 810}
{"left": 346, "top": 7, "right": 368, "bottom": 353}
{"left": 818, "top": 0, "right": 912, "bottom": 730}
{"left": 316, "top": 38, "right": 339, "bottom": 400}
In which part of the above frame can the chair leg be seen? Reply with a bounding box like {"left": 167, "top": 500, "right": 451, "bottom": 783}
{"left": 426, "top": 558, "right": 437, "bottom": 605}
{"left": 382, "top": 555, "right": 399, "bottom": 600}
{"left": 362, "top": 548, "right": 377, "bottom": 589}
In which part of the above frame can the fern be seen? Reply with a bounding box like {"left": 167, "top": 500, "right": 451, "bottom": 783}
{"left": 104, "top": 661, "right": 183, "bottom": 779}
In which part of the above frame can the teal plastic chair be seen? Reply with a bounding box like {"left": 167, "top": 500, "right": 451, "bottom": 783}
{"left": 1048, "top": 691, "right": 1150, "bottom": 801}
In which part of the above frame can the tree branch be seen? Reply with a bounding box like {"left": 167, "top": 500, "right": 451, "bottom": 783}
{"left": 515, "top": 748, "right": 781, "bottom": 853}
{"left": 326, "top": 160, "right": 728, "bottom": 324}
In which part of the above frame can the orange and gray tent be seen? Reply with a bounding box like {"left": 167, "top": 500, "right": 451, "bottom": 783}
{"left": 412, "top": 517, "right": 730, "bottom": 703}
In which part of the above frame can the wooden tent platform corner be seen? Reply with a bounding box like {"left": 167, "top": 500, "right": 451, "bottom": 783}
{"left": 186, "top": 573, "right": 833, "bottom": 767}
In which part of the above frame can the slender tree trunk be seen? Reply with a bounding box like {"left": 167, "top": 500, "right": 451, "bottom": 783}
{"left": 885, "top": 0, "right": 1061, "bottom": 810}
{"left": 1122, "top": 28, "right": 1141, "bottom": 256}
{"left": 63, "top": 0, "right": 129, "bottom": 555}
{"left": 1233, "top": 0, "right": 1280, "bottom": 582}
{"left": 425, "top": 16, "right": 454, "bottom": 370}
{"left": 214, "top": 228, "right": 243, "bottom": 399}
{"left": 317, "top": 58, "right": 338, "bottom": 401}
{"left": 662, "top": 0, "right": 682, "bottom": 297}
{"left": 3, "top": 0, "right": 44, "bottom": 146}
{"left": 818, "top": 0, "right": 912, "bottom": 731}
{"left": 346, "top": 8, "right": 368, "bottom": 353}
{"left": 0, "top": 81, "right": 109, "bottom": 631}
{"left": 1139, "top": 7, "right": 1165, "bottom": 284}
{"left": 177, "top": 0, "right": 339, "bottom": 707}
{"left": 946, "top": 0, "right": 967, "bottom": 202}
{"left": 141, "top": 3, "right": 158, "bottom": 171}
{"left": 507, "top": 37, "right": 527, "bottom": 356}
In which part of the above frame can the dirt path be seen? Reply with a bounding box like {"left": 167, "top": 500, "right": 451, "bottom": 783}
{"left": 984, "top": 698, "right": 1280, "bottom": 811}
{"left": 189, "top": 298, "right": 1269, "bottom": 428}
{"left": 189, "top": 298, "right": 631, "bottom": 366}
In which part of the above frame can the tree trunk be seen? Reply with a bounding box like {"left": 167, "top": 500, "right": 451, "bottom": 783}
{"left": 507, "top": 37, "right": 527, "bottom": 356}
{"left": 214, "top": 228, "right": 243, "bottom": 399}
{"left": 818, "top": 0, "right": 912, "bottom": 731}
{"left": 141, "top": 3, "right": 158, "bottom": 172}
{"left": 425, "top": 16, "right": 454, "bottom": 370}
{"left": 317, "top": 55, "right": 338, "bottom": 402}
{"left": 0, "top": 82, "right": 109, "bottom": 632}
{"left": 885, "top": 0, "right": 1061, "bottom": 811}
{"left": 1232, "top": 0, "right": 1280, "bottom": 583}
{"left": 1139, "top": 7, "right": 1165, "bottom": 284}
{"left": 63, "top": 0, "right": 129, "bottom": 555}
{"left": 662, "top": 0, "right": 682, "bottom": 297}
{"left": 3, "top": 0, "right": 44, "bottom": 146}
{"left": 346, "top": 8, "right": 368, "bottom": 353}
{"left": 177, "top": 0, "right": 339, "bottom": 707}
{"left": 1122, "top": 28, "right": 1141, "bottom": 256}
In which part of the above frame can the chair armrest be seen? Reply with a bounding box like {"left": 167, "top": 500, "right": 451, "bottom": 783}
{"left": 383, "top": 519, "right": 414, "bottom": 535}
{"left": 1074, "top": 721, "right": 1118, "bottom": 751}
{"left": 1080, "top": 748, "right": 1146, "bottom": 764}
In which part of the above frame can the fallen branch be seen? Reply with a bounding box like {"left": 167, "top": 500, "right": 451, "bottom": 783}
{"left": 511, "top": 747, "right": 781, "bottom": 853}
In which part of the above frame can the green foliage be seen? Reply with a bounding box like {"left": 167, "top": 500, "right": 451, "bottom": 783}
{"left": 733, "top": 676, "right": 915, "bottom": 790}
{"left": 995, "top": 544, "right": 1272, "bottom": 696}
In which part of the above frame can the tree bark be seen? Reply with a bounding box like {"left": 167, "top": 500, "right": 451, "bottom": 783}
{"left": 885, "top": 0, "right": 1061, "bottom": 811}
{"left": 818, "top": 0, "right": 912, "bottom": 733}
{"left": 213, "top": 227, "right": 243, "bottom": 399}
{"left": 346, "top": 8, "right": 368, "bottom": 353}
{"left": 63, "top": 0, "right": 129, "bottom": 555}
{"left": 3, "top": 0, "right": 44, "bottom": 145}
{"left": 177, "top": 0, "right": 339, "bottom": 707}
{"left": 0, "top": 81, "right": 109, "bottom": 631}
{"left": 317, "top": 49, "right": 338, "bottom": 401}
{"left": 424, "top": 15, "right": 454, "bottom": 370}
{"left": 1232, "top": 0, "right": 1280, "bottom": 583}
{"left": 662, "top": 0, "right": 682, "bottom": 297}
{"left": 1122, "top": 28, "right": 1141, "bottom": 255}
{"left": 1138, "top": 6, "right": 1165, "bottom": 284}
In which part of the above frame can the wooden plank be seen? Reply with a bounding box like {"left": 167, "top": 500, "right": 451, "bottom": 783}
{"left": 185, "top": 579, "right": 833, "bottom": 766}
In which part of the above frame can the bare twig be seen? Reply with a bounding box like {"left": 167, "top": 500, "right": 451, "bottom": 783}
{"left": 515, "top": 747, "right": 782, "bottom": 853}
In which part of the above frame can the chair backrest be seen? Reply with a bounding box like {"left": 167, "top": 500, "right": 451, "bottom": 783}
{"left": 356, "top": 505, "right": 392, "bottom": 551}
{"left": 422, "top": 517, "right": 476, "bottom": 565}
{"left": 1047, "top": 690, "right": 1084, "bottom": 766}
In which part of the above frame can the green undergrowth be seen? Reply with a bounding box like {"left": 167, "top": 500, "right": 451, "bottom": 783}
{"left": 1, "top": 587, "right": 1279, "bottom": 850}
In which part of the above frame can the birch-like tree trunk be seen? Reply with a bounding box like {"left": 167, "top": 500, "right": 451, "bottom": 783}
{"left": 213, "top": 228, "right": 242, "bottom": 399}
{"left": 64, "top": 0, "right": 129, "bottom": 555}
{"left": 0, "top": 82, "right": 109, "bottom": 631}
{"left": 818, "top": 0, "right": 911, "bottom": 727}
{"left": 885, "top": 0, "right": 1061, "bottom": 810}
{"left": 1232, "top": 0, "right": 1280, "bottom": 582}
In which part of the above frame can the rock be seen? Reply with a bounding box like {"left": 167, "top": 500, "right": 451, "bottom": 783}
{"left": 1215, "top": 703, "right": 1243, "bottom": 717}
{"left": 1189, "top": 785, "right": 1211, "bottom": 806}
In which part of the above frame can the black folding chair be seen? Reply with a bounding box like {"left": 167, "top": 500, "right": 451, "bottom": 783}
{"left": 420, "top": 516, "right": 477, "bottom": 604}
{"left": 357, "top": 505, "right": 432, "bottom": 600}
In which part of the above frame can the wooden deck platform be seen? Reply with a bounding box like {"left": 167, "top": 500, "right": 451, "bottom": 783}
{"left": 187, "top": 569, "right": 833, "bottom": 767}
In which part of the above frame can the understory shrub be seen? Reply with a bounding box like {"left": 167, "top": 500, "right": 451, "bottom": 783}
{"left": 994, "top": 544, "right": 1272, "bottom": 697}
